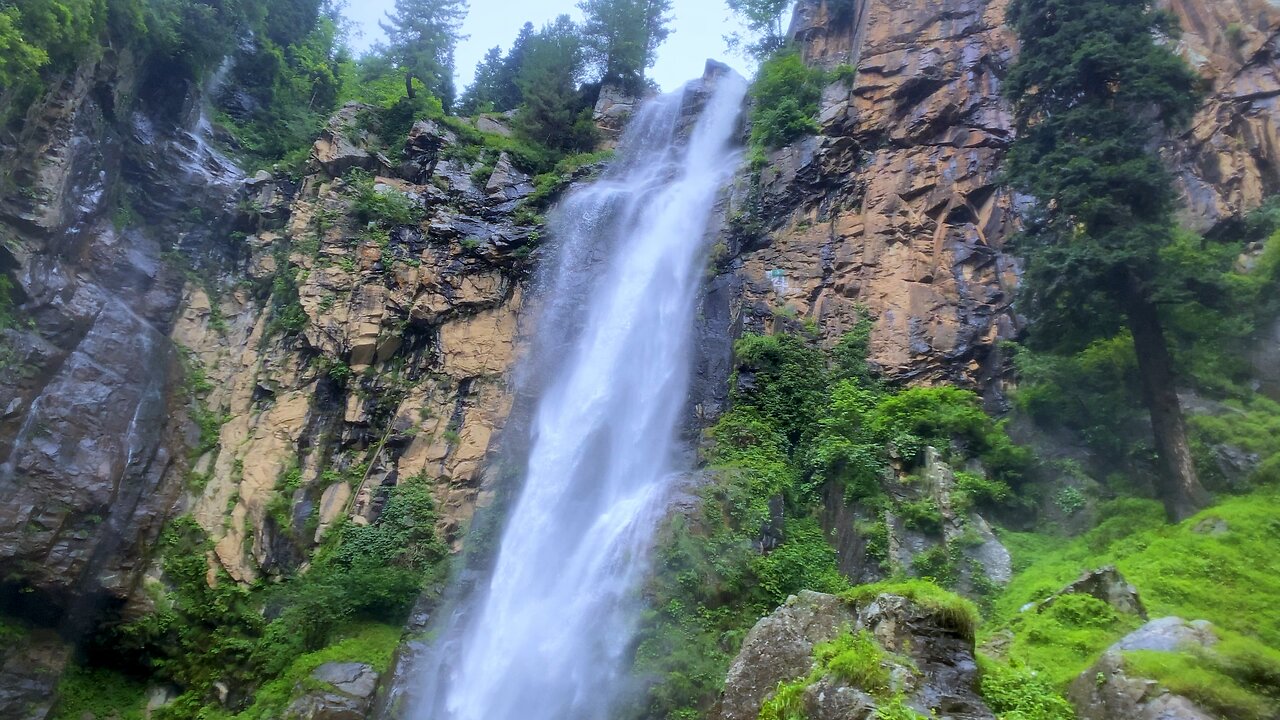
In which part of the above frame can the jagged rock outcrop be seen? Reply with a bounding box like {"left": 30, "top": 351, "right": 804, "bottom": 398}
{"left": 1167, "top": 0, "right": 1280, "bottom": 228}
{"left": 717, "top": 590, "right": 992, "bottom": 720}
{"left": 704, "top": 0, "right": 1280, "bottom": 393}
{"left": 174, "top": 111, "right": 540, "bottom": 584}
{"left": 1068, "top": 617, "right": 1220, "bottom": 720}
{"left": 1025, "top": 566, "right": 1148, "bottom": 619}
{"left": 820, "top": 447, "right": 1012, "bottom": 591}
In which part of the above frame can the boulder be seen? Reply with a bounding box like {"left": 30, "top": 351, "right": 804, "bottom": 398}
{"left": 716, "top": 590, "right": 993, "bottom": 720}
{"left": 1068, "top": 618, "right": 1220, "bottom": 720}
{"left": 284, "top": 662, "right": 380, "bottom": 720}
{"left": 1026, "top": 566, "right": 1147, "bottom": 619}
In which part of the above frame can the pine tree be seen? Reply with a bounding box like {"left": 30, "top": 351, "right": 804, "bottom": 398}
{"left": 1003, "top": 0, "right": 1207, "bottom": 520}
{"left": 459, "top": 46, "right": 504, "bottom": 113}
{"left": 725, "top": 0, "right": 791, "bottom": 59}
{"left": 578, "top": 0, "right": 672, "bottom": 93}
{"left": 514, "top": 15, "right": 597, "bottom": 153}
{"left": 495, "top": 22, "right": 535, "bottom": 110}
{"left": 380, "top": 0, "right": 468, "bottom": 108}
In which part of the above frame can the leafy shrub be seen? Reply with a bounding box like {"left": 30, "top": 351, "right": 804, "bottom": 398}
{"left": 751, "top": 517, "right": 850, "bottom": 605}
{"left": 347, "top": 169, "right": 424, "bottom": 227}
{"left": 977, "top": 656, "right": 1074, "bottom": 720}
{"left": 52, "top": 665, "right": 147, "bottom": 720}
{"left": 749, "top": 52, "right": 826, "bottom": 150}
{"left": 817, "top": 630, "right": 892, "bottom": 692}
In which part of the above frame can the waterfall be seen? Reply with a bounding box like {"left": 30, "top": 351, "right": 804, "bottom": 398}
{"left": 413, "top": 68, "right": 747, "bottom": 720}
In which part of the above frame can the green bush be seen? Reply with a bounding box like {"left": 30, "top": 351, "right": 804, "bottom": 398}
{"left": 749, "top": 52, "right": 826, "bottom": 150}
{"left": 52, "top": 665, "right": 147, "bottom": 720}
{"left": 347, "top": 169, "right": 424, "bottom": 227}
{"left": 817, "top": 630, "right": 892, "bottom": 692}
{"left": 107, "top": 474, "right": 448, "bottom": 718}
{"left": 976, "top": 656, "right": 1074, "bottom": 720}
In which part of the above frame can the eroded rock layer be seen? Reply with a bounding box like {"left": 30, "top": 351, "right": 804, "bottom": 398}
{"left": 708, "top": 0, "right": 1280, "bottom": 389}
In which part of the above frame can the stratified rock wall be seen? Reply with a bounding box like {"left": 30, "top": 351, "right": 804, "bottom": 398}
{"left": 1167, "top": 0, "right": 1280, "bottom": 227}
{"left": 171, "top": 111, "right": 541, "bottom": 586}
{"left": 708, "top": 0, "right": 1280, "bottom": 389}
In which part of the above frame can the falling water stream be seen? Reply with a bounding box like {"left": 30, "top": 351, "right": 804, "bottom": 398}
{"left": 413, "top": 69, "right": 747, "bottom": 720}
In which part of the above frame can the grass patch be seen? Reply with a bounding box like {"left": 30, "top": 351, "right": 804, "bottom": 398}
{"left": 1122, "top": 631, "right": 1280, "bottom": 720}
{"left": 976, "top": 656, "right": 1074, "bottom": 720}
{"left": 841, "top": 580, "right": 980, "bottom": 641}
{"left": 991, "top": 487, "right": 1280, "bottom": 688}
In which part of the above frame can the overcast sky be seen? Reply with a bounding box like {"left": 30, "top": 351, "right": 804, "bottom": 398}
{"left": 342, "top": 0, "right": 753, "bottom": 93}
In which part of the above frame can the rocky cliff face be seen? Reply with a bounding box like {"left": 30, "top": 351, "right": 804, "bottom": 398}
{"left": 0, "top": 49, "right": 243, "bottom": 626}
{"left": 172, "top": 110, "right": 538, "bottom": 587}
{"left": 700, "top": 0, "right": 1280, "bottom": 398}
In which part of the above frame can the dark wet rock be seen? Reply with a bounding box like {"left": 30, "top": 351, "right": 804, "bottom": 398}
{"left": 0, "top": 629, "right": 70, "bottom": 720}
{"left": 484, "top": 153, "right": 535, "bottom": 204}
{"left": 0, "top": 40, "right": 234, "bottom": 627}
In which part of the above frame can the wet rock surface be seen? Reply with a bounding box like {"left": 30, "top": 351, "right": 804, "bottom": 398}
{"left": 0, "top": 47, "right": 241, "bottom": 620}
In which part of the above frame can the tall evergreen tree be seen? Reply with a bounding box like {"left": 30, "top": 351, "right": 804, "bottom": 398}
{"left": 458, "top": 45, "right": 503, "bottom": 113}
{"left": 1003, "top": 0, "right": 1207, "bottom": 520}
{"left": 380, "top": 0, "right": 467, "bottom": 108}
{"left": 578, "top": 0, "right": 672, "bottom": 93}
{"left": 725, "top": 0, "right": 791, "bottom": 59}
{"left": 514, "top": 15, "right": 596, "bottom": 152}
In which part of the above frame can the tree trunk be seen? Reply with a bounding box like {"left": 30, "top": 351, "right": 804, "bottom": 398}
{"left": 405, "top": 72, "right": 416, "bottom": 99}
{"left": 1120, "top": 269, "right": 1210, "bottom": 521}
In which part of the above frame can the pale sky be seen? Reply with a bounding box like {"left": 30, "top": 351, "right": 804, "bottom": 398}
{"left": 343, "top": 0, "right": 753, "bottom": 93}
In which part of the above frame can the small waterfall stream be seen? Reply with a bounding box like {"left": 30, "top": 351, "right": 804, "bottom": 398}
{"left": 413, "top": 70, "right": 747, "bottom": 719}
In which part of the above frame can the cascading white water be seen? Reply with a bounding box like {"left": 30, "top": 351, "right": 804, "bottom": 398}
{"left": 416, "top": 70, "right": 747, "bottom": 720}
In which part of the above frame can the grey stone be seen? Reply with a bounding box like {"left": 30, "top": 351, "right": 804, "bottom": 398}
{"left": 311, "top": 661, "right": 379, "bottom": 699}
{"left": 1109, "top": 617, "right": 1217, "bottom": 654}
{"left": 1031, "top": 566, "right": 1147, "bottom": 620}
{"left": 1068, "top": 652, "right": 1217, "bottom": 720}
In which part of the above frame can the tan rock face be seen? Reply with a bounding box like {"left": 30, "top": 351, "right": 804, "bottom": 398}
{"left": 168, "top": 113, "right": 540, "bottom": 582}
{"left": 1165, "top": 0, "right": 1280, "bottom": 227}
{"left": 726, "top": 0, "right": 1280, "bottom": 386}
{"left": 726, "top": 0, "right": 1020, "bottom": 384}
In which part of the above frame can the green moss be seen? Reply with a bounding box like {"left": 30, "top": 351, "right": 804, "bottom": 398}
{"left": 841, "top": 580, "right": 980, "bottom": 641}
{"left": 1122, "top": 632, "right": 1280, "bottom": 720}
